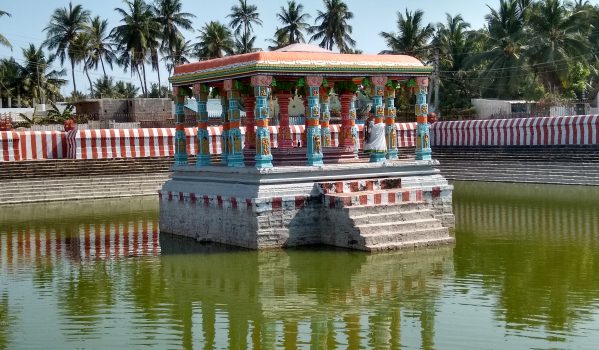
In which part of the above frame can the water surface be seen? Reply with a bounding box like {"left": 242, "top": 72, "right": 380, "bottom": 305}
{"left": 1, "top": 182, "right": 599, "bottom": 349}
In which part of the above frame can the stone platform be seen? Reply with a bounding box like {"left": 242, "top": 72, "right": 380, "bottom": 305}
{"left": 158, "top": 160, "right": 454, "bottom": 251}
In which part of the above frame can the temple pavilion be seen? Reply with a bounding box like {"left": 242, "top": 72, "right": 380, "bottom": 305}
{"left": 161, "top": 44, "right": 452, "bottom": 251}
{"left": 168, "top": 44, "right": 433, "bottom": 168}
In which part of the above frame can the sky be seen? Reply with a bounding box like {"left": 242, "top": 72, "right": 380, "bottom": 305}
{"left": 2, "top": 0, "right": 598, "bottom": 96}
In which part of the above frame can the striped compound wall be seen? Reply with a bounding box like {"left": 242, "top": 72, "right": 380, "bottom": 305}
{"left": 4, "top": 115, "right": 597, "bottom": 161}
{"left": 430, "top": 115, "right": 599, "bottom": 147}
{"left": 1, "top": 123, "right": 417, "bottom": 161}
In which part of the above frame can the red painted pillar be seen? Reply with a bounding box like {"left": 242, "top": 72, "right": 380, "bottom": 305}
{"left": 301, "top": 97, "right": 308, "bottom": 146}
{"left": 277, "top": 91, "right": 293, "bottom": 148}
{"left": 244, "top": 95, "right": 256, "bottom": 149}
{"left": 339, "top": 92, "right": 354, "bottom": 148}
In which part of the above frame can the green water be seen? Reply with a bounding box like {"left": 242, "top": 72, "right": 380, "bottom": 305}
{"left": 1, "top": 182, "right": 599, "bottom": 349}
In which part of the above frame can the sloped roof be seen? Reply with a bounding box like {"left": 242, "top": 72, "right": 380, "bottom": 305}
{"left": 170, "top": 45, "right": 431, "bottom": 86}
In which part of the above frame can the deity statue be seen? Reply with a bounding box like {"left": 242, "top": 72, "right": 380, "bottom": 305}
{"left": 234, "top": 134, "right": 241, "bottom": 152}
{"left": 391, "top": 129, "right": 397, "bottom": 148}
{"left": 262, "top": 138, "right": 270, "bottom": 155}
{"left": 424, "top": 134, "right": 430, "bottom": 149}
{"left": 416, "top": 134, "right": 422, "bottom": 150}
{"left": 202, "top": 135, "right": 209, "bottom": 155}
{"left": 314, "top": 135, "right": 322, "bottom": 154}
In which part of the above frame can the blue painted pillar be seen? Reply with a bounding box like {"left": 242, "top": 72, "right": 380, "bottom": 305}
{"left": 385, "top": 86, "right": 399, "bottom": 160}
{"left": 370, "top": 76, "right": 388, "bottom": 163}
{"left": 224, "top": 79, "right": 244, "bottom": 167}
{"left": 250, "top": 75, "right": 274, "bottom": 169}
{"left": 194, "top": 83, "right": 211, "bottom": 167}
{"left": 306, "top": 76, "right": 323, "bottom": 166}
{"left": 320, "top": 87, "right": 332, "bottom": 147}
{"left": 415, "top": 77, "right": 432, "bottom": 160}
{"left": 220, "top": 94, "right": 229, "bottom": 165}
{"left": 173, "top": 86, "right": 188, "bottom": 166}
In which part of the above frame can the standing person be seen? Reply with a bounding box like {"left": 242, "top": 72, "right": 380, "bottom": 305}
{"left": 364, "top": 109, "right": 387, "bottom": 153}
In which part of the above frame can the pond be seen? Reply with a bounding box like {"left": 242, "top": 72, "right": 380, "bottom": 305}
{"left": 1, "top": 182, "right": 598, "bottom": 349}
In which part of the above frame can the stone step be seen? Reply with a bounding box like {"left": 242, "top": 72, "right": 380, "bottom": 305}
{"left": 363, "top": 226, "right": 450, "bottom": 248}
{"left": 345, "top": 202, "right": 428, "bottom": 216}
{"left": 356, "top": 218, "right": 441, "bottom": 236}
{"left": 350, "top": 209, "right": 436, "bottom": 225}
{"left": 366, "top": 233, "right": 455, "bottom": 251}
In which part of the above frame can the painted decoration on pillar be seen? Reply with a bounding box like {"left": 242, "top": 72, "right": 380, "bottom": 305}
{"left": 417, "top": 133, "right": 422, "bottom": 151}
{"left": 201, "top": 135, "right": 209, "bottom": 155}
{"left": 261, "top": 137, "right": 271, "bottom": 155}
{"left": 314, "top": 135, "right": 321, "bottom": 154}
{"left": 178, "top": 138, "right": 185, "bottom": 153}
{"left": 391, "top": 128, "right": 397, "bottom": 149}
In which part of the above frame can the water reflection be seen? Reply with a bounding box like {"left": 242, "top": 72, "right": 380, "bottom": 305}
{"left": 453, "top": 182, "right": 599, "bottom": 345}
{"left": 0, "top": 186, "right": 598, "bottom": 349}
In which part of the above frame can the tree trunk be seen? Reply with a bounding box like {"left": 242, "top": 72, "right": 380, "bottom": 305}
{"left": 85, "top": 67, "right": 94, "bottom": 97}
{"left": 141, "top": 63, "right": 148, "bottom": 98}
{"left": 70, "top": 59, "right": 77, "bottom": 96}
{"left": 100, "top": 56, "right": 107, "bottom": 77}
{"left": 157, "top": 63, "right": 162, "bottom": 98}
{"left": 136, "top": 66, "right": 145, "bottom": 96}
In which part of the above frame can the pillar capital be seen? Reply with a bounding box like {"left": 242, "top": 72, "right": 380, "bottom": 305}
{"left": 371, "top": 76, "right": 388, "bottom": 86}
{"left": 305, "top": 75, "right": 323, "bottom": 88}
{"left": 250, "top": 75, "right": 273, "bottom": 87}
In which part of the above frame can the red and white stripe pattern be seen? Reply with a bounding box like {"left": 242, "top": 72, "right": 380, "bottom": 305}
{"left": 0, "top": 219, "right": 160, "bottom": 267}
{"left": 324, "top": 188, "right": 424, "bottom": 209}
{"left": 18, "top": 131, "right": 68, "bottom": 160}
{"left": 0, "top": 131, "right": 21, "bottom": 161}
{"left": 430, "top": 115, "right": 599, "bottom": 146}
{"left": 158, "top": 190, "right": 312, "bottom": 214}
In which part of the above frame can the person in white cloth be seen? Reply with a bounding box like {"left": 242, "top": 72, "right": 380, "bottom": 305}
{"left": 364, "top": 109, "right": 387, "bottom": 153}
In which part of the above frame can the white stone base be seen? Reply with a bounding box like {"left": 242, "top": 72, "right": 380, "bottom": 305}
{"left": 159, "top": 160, "right": 454, "bottom": 250}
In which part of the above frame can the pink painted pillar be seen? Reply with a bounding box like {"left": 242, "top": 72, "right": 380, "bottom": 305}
{"left": 277, "top": 90, "right": 293, "bottom": 148}
{"left": 244, "top": 95, "right": 256, "bottom": 149}
{"left": 339, "top": 92, "right": 355, "bottom": 148}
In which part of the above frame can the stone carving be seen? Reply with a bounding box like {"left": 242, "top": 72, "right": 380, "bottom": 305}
{"left": 250, "top": 75, "right": 273, "bottom": 87}
{"left": 223, "top": 79, "right": 233, "bottom": 91}
{"left": 306, "top": 75, "right": 323, "bottom": 87}
{"left": 261, "top": 138, "right": 270, "bottom": 155}
{"left": 314, "top": 135, "right": 321, "bottom": 154}
{"left": 371, "top": 76, "right": 388, "bottom": 87}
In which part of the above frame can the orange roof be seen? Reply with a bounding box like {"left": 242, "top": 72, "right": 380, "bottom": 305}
{"left": 170, "top": 50, "right": 431, "bottom": 85}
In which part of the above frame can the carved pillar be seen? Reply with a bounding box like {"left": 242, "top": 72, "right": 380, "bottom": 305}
{"left": 276, "top": 90, "right": 293, "bottom": 148}
{"left": 320, "top": 85, "right": 332, "bottom": 147}
{"left": 194, "top": 83, "right": 211, "bottom": 167}
{"left": 305, "top": 76, "right": 323, "bottom": 166}
{"left": 301, "top": 97, "right": 308, "bottom": 146}
{"left": 224, "top": 79, "right": 244, "bottom": 167}
{"left": 339, "top": 92, "right": 354, "bottom": 148}
{"left": 220, "top": 93, "right": 229, "bottom": 164}
{"left": 173, "top": 86, "right": 188, "bottom": 166}
{"left": 243, "top": 95, "right": 256, "bottom": 149}
{"left": 370, "top": 76, "right": 387, "bottom": 162}
{"left": 350, "top": 95, "right": 359, "bottom": 153}
{"left": 415, "top": 77, "right": 432, "bottom": 160}
{"left": 251, "top": 75, "right": 274, "bottom": 169}
{"left": 385, "top": 86, "right": 399, "bottom": 160}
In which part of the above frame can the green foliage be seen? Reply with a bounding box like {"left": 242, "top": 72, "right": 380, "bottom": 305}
{"left": 564, "top": 62, "right": 591, "bottom": 99}
{"left": 309, "top": 0, "right": 356, "bottom": 52}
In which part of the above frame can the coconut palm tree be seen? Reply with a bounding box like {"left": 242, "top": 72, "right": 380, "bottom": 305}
{"left": 43, "top": 2, "right": 90, "bottom": 95}
{"left": 153, "top": 0, "right": 195, "bottom": 91}
{"left": 309, "top": 0, "right": 356, "bottom": 52}
{"left": 112, "top": 0, "right": 161, "bottom": 97}
{"left": 435, "top": 14, "right": 481, "bottom": 109}
{"left": 471, "top": 0, "right": 529, "bottom": 99}
{"left": 0, "top": 58, "right": 23, "bottom": 107}
{"left": 163, "top": 37, "right": 192, "bottom": 75}
{"left": 234, "top": 32, "right": 258, "bottom": 54}
{"left": 115, "top": 80, "right": 139, "bottom": 98}
{"left": 94, "top": 76, "right": 116, "bottom": 98}
{"left": 275, "top": 1, "right": 311, "bottom": 44}
{"left": 0, "top": 10, "right": 12, "bottom": 49}
{"left": 527, "top": 0, "right": 590, "bottom": 92}
{"left": 194, "top": 21, "right": 234, "bottom": 59}
{"left": 20, "top": 44, "right": 67, "bottom": 105}
{"left": 69, "top": 32, "right": 94, "bottom": 97}
{"left": 87, "top": 16, "right": 117, "bottom": 78}
{"left": 380, "top": 9, "right": 435, "bottom": 60}
{"left": 266, "top": 30, "right": 290, "bottom": 51}
{"left": 227, "top": 0, "right": 262, "bottom": 54}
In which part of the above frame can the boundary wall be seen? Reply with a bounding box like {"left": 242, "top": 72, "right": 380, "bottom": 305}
{"left": 431, "top": 115, "right": 599, "bottom": 147}
{"left": 2, "top": 123, "right": 417, "bottom": 161}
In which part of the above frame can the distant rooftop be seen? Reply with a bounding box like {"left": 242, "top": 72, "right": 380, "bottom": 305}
{"left": 274, "top": 43, "right": 335, "bottom": 53}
